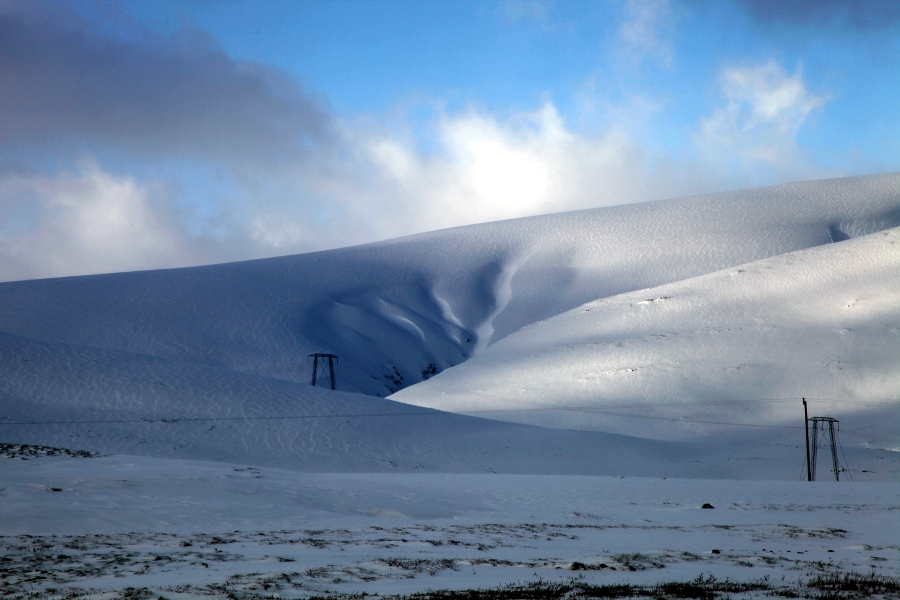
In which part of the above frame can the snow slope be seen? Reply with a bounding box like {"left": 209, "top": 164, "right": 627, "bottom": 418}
{"left": 0, "top": 173, "right": 898, "bottom": 400}
{"left": 9, "top": 327, "right": 894, "bottom": 479}
{"left": 391, "top": 227, "right": 900, "bottom": 446}
{"left": 0, "top": 327, "right": 694, "bottom": 475}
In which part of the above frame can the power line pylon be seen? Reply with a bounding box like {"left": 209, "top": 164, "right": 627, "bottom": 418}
{"left": 803, "top": 399, "right": 812, "bottom": 481}
{"left": 808, "top": 416, "right": 843, "bottom": 481}
{"left": 308, "top": 353, "right": 338, "bottom": 390}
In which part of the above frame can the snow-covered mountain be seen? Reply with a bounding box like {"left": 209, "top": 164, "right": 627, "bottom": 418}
{"left": 391, "top": 227, "right": 900, "bottom": 447}
{"left": 1, "top": 173, "right": 898, "bottom": 398}
{"left": 0, "top": 173, "right": 898, "bottom": 477}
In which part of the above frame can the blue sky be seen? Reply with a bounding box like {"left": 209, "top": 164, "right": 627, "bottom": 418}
{"left": 116, "top": 0, "right": 899, "bottom": 162}
{"left": 0, "top": 0, "right": 898, "bottom": 280}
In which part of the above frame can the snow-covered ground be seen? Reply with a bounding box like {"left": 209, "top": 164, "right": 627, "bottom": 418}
{"left": 1, "top": 451, "right": 898, "bottom": 599}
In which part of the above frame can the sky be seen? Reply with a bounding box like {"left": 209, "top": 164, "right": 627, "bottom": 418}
{"left": 0, "top": 0, "right": 898, "bottom": 282}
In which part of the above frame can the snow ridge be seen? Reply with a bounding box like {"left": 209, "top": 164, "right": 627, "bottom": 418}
{"left": 391, "top": 227, "right": 900, "bottom": 445}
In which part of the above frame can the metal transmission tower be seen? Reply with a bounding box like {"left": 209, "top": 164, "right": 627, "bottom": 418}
{"left": 308, "top": 354, "right": 339, "bottom": 390}
{"left": 808, "top": 416, "right": 843, "bottom": 482}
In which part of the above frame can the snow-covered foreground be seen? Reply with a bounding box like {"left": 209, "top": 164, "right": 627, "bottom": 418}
{"left": 1, "top": 451, "right": 898, "bottom": 599}
{"left": 392, "top": 227, "right": 900, "bottom": 443}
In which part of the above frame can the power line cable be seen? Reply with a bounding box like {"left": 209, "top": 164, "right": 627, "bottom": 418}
{"left": 4, "top": 408, "right": 898, "bottom": 448}
{"left": 0, "top": 405, "right": 807, "bottom": 429}
{"left": 839, "top": 430, "right": 900, "bottom": 443}
{"left": 0, "top": 411, "right": 447, "bottom": 426}
{"left": 408, "top": 381, "right": 900, "bottom": 410}
{"left": 236, "top": 367, "right": 899, "bottom": 411}
{"left": 2, "top": 385, "right": 895, "bottom": 438}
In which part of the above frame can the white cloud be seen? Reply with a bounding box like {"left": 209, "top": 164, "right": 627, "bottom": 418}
{"left": 0, "top": 81, "right": 839, "bottom": 283}
{"left": 306, "top": 104, "right": 649, "bottom": 243}
{"left": 619, "top": 0, "right": 674, "bottom": 66}
{"left": 499, "top": 0, "right": 552, "bottom": 25}
{"left": 0, "top": 163, "right": 196, "bottom": 281}
{"left": 695, "top": 61, "right": 830, "bottom": 176}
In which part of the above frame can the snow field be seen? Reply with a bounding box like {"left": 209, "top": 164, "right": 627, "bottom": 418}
{"left": 0, "top": 323, "right": 895, "bottom": 480}
{"left": 1, "top": 453, "right": 898, "bottom": 598}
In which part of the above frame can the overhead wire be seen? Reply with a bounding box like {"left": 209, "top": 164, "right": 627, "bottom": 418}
{"left": 3, "top": 365, "right": 895, "bottom": 437}
{"left": 235, "top": 366, "right": 898, "bottom": 410}
{"left": 0, "top": 411, "right": 450, "bottom": 426}
{"left": 395, "top": 381, "right": 900, "bottom": 416}
{"left": 0, "top": 404, "right": 827, "bottom": 430}
{"left": 838, "top": 430, "right": 900, "bottom": 443}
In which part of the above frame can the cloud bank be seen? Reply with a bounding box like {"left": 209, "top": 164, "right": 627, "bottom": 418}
{"left": 0, "top": 3, "right": 331, "bottom": 166}
{"left": 0, "top": 1, "right": 841, "bottom": 282}
{"left": 737, "top": 0, "right": 900, "bottom": 29}
{"left": 0, "top": 163, "right": 193, "bottom": 281}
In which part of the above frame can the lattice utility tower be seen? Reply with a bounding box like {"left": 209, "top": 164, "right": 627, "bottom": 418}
{"left": 809, "top": 417, "right": 842, "bottom": 481}
{"left": 803, "top": 399, "right": 844, "bottom": 482}
{"left": 308, "top": 353, "right": 338, "bottom": 390}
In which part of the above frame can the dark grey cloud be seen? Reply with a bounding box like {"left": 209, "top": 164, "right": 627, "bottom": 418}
{"left": 736, "top": 0, "right": 900, "bottom": 29}
{"left": 0, "top": 2, "right": 333, "bottom": 166}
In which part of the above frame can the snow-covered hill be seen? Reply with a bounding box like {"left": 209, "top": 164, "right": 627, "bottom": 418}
{"left": 0, "top": 173, "right": 898, "bottom": 478}
{"left": 0, "top": 173, "right": 897, "bottom": 399}
{"left": 11, "top": 323, "right": 896, "bottom": 479}
{"left": 391, "top": 227, "right": 900, "bottom": 447}
{"left": 0, "top": 326, "right": 704, "bottom": 475}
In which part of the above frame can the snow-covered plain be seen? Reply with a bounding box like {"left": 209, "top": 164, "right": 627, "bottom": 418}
{"left": 1, "top": 174, "right": 899, "bottom": 598}
{"left": 1, "top": 451, "right": 898, "bottom": 599}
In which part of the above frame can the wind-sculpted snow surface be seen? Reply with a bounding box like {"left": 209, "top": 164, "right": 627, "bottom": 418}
{"left": 391, "top": 228, "right": 900, "bottom": 446}
{"left": 0, "top": 324, "right": 894, "bottom": 478}
{"left": 9, "top": 327, "right": 801, "bottom": 477}
{"left": 0, "top": 173, "right": 898, "bottom": 398}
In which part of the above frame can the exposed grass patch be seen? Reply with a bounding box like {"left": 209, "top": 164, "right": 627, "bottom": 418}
{"left": 805, "top": 570, "right": 900, "bottom": 599}
{"left": 0, "top": 443, "right": 102, "bottom": 459}
{"left": 301, "top": 573, "right": 900, "bottom": 600}
{"left": 4, "top": 571, "right": 899, "bottom": 599}
{"left": 308, "top": 574, "right": 772, "bottom": 600}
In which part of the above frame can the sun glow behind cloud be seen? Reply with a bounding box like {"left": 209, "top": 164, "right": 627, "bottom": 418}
{"left": 0, "top": 0, "right": 897, "bottom": 281}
